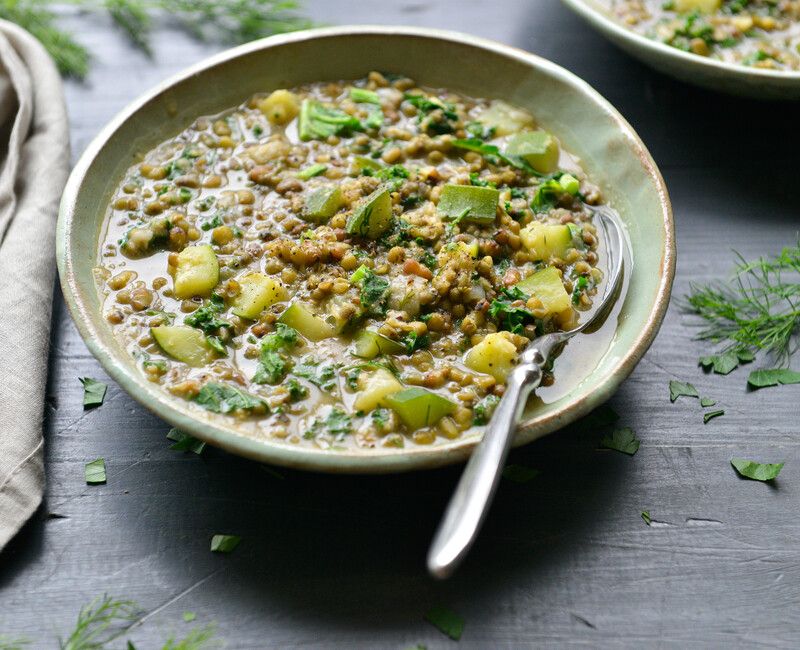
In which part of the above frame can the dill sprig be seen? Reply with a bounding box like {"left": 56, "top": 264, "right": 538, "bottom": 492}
{"left": 0, "top": 0, "right": 312, "bottom": 79}
{"left": 59, "top": 594, "right": 139, "bottom": 650}
{"left": 685, "top": 243, "right": 800, "bottom": 367}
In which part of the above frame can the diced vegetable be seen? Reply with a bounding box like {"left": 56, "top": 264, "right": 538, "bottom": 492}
{"left": 353, "top": 368, "right": 403, "bottom": 412}
{"left": 384, "top": 387, "right": 457, "bottom": 431}
{"left": 518, "top": 222, "right": 572, "bottom": 261}
{"left": 298, "top": 99, "right": 361, "bottom": 141}
{"left": 349, "top": 87, "right": 381, "bottom": 104}
{"left": 352, "top": 330, "right": 406, "bottom": 359}
{"left": 515, "top": 266, "right": 572, "bottom": 317}
{"left": 559, "top": 173, "right": 580, "bottom": 195}
{"left": 437, "top": 184, "right": 499, "bottom": 224}
{"left": 440, "top": 240, "right": 479, "bottom": 259}
{"left": 464, "top": 332, "right": 518, "bottom": 382}
{"left": 345, "top": 186, "right": 392, "bottom": 239}
{"left": 296, "top": 163, "right": 327, "bottom": 180}
{"left": 505, "top": 131, "right": 560, "bottom": 174}
{"left": 230, "top": 273, "right": 287, "bottom": 319}
{"left": 304, "top": 186, "right": 344, "bottom": 221}
{"left": 151, "top": 325, "right": 215, "bottom": 367}
{"left": 352, "top": 156, "right": 383, "bottom": 174}
{"left": 172, "top": 244, "right": 219, "bottom": 299}
{"left": 674, "top": 0, "right": 721, "bottom": 13}
{"left": 475, "top": 100, "right": 534, "bottom": 136}
{"left": 278, "top": 302, "right": 337, "bottom": 341}
{"left": 257, "top": 89, "right": 300, "bottom": 125}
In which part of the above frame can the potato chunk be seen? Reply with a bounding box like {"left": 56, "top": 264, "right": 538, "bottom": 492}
{"left": 353, "top": 368, "right": 403, "bottom": 412}
{"left": 172, "top": 245, "right": 219, "bottom": 299}
{"left": 519, "top": 222, "right": 572, "bottom": 261}
{"left": 464, "top": 332, "right": 518, "bottom": 382}
{"left": 230, "top": 273, "right": 287, "bottom": 319}
{"left": 258, "top": 89, "right": 300, "bottom": 125}
{"left": 674, "top": 0, "right": 721, "bottom": 13}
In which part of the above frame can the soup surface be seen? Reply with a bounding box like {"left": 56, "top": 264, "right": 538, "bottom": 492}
{"left": 96, "top": 72, "right": 606, "bottom": 451}
{"left": 606, "top": 0, "right": 800, "bottom": 70}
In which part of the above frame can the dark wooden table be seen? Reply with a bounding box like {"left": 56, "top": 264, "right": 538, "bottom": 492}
{"left": 2, "top": 1, "right": 799, "bottom": 646}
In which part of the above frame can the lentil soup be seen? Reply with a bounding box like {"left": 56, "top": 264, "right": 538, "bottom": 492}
{"left": 95, "top": 72, "right": 607, "bottom": 452}
{"left": 605, "top": 0, "right": 800, "bottom": 70}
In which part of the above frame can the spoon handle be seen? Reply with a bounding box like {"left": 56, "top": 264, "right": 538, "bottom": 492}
{"left": 427, "top": 360, "right": 543, "bottom": 579}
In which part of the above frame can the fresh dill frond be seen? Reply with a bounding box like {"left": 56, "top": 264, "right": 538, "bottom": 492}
{"left": 0, "top": 636, "right": 31, "bottom": 650}
{"left": 685, "top": 243, "right": 800, "bottom": 368}
{"left": 160, "top": 624, "right": 218, "bottom": 650}
{"left": 59, "top": 594, "right": 139, "bottom": 650}
{"left": 0, "top": 1, "right": 90, "bottom": 77}
{"left": 0, "top": 0, "right": 312, "bottom": 79}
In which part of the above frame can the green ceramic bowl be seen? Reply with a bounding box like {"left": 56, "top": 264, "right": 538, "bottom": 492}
{"left": 562, "top": 0, "right": 800, "bottom": 99}
{"left": 57, "top": 26, "right": 675, "bottom": 473}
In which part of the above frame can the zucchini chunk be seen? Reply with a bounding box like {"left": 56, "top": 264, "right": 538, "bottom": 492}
{"left": 475, "top": 100, "right": 534, "bottom": 136}
{"left": 151, "top": 325, "right": 215, "bottom": 367}
{"left": 515, "top": 266, "right": 573, "bottom": 319}
{"left": 303, "top": 186, "right": 344, "bottom": 222}
{"left": 505, "top": 131, "right": 560, "bottom": 174}
{"left": 437, "top": 184, "right": 499, "bottom": 224}
{"left": 345, "top": 185, "right": 393, "bottom": 239}
{"left": 172, "top": 244, "right": 219, "bottom": 299}
{"left": 519, "top": 222, "right": 572, "bottom": 261}
{"left": 384, "top": 387, "right": 457, "bottom": 430}
{"left": 351, "top": 329, "right": 406, "bottom": 359}
{"left": 353, "top": 368, "right": 403, "bottom": 412}
{"left": 278, "top": 302, "right": 338, "bottom": 341}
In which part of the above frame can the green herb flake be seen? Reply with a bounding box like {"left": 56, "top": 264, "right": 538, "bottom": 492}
{"left": 349, "top": 86, "right": 381, "bottom": 105}
{"left": 502, "top": 464, "right": 540, "bottom": 484}
{"left": 731, "top": 458, "right": 784, "bottom": 482}
{"left": 641, "top": 510, "right": 651, "bottom": 526}
{"left": 699, "top": 350, "right": 743, "bottom": 375}
{"left": 84, "top": 458, "right": 107, "bottom": 485}
{"left": 167, "top": 428, "right": 206, "bottom": 455}
{"left": 79, "top": 377, "right": 108, "bottom": 408}
{"left": 193, "top": 382, "right": 266, "bottom": 414}
{"left": 182, "top": 611, "right": 197, "bottom": 623}
{"left": 296, "top": 163, "right": 327, "bottom": 180}
{"left": 424, "top": 606, "right": 464, "bottom": 641}
{"left": 747, "top": 368, "right": 800, "bottom": 389}
{"left": 669, "top": 380, "right": 699, "bottom": 402}
{"left": 210, "top": 534, "right": 241, "bottom": 553}
{"left": 473, "top": 394, "right": 501, "bottom": 425}
{"left": 700, "top": 397, "right": 716, "bottom": 407}
{"left": 703, "top": 409, "right": 725, "bottom": 424}
{"left": 600, "top": 427, "right": 640, "bottom": 455}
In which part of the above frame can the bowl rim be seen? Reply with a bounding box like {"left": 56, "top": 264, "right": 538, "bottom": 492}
{"left": 561, "top": 0, "right": 800, "bottom": 83}
{"left": 56, "top": 24, "right": 675, "bottom": 474}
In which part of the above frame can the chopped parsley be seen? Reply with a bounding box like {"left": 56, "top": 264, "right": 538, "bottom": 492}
{"left": 703, "top": 409, "right": 725, "bottom": 424}
{"left": 572, "top": 276, "right": 589, "bottom": 304}
{"left": 210, "top": 534, "right": 241, "bottom": 553}
{"left": 371, "top": 408, "right": 390, "bottom": 429}
{"left": 299, "top": 99, "right": 362, "bottom": 140}
{"left": 473, "top": 394, "right": 501, "bottom": 425}
{"left": 305, "top": 407, "right": 352, "bottom": 440}
{"left": 700, "top": 397, "right": 716, "bottom": 407}
{"left": 167, "top": 428, "right": 206, "bottom": 455}
{"left": 354, "top": 267, "right": 390, "bottom": 316}
{"left": 79, "top": 377, "right": 107, "bottom": 408}
{"left": 699, "top": 349, "right": 753, "bottom": 375}
{"left": 502, "top": 464, "right": 540, "bottom": 484}
{"left": 85, "top": 458, "right": 106, "bottom": 485}
{"left": 286, "top": 378, "right": 309, "bottom": 402}
{"left": 293, "top": 358, "right": 338, "bottom": 392}
{"left": 253, "top": 324, "right": 298, "bottom": 385}
{"left": 403, "top": 331, "right": 430, "bottom": 354}
{"left": 424, "top": 606, "right": 464, "bottom": 641}
{"left": 730, "top": 458, "right": 784, "bottom": 482}
{"left": 193, "top": 382, "right": 266, "bottom": 414}
{"left": 747, "top": 368, "right": 800, "bottom": 389}
{"left": 200, "top": 213, "right": 224, "bottom": 231}
{"left": 669, "top": 380, "right": 699, "bottom": 402}
{"left": 469, "top": 172, "right": 496, "bottom": 188}
{"left": 600, "top": 427, "right": 640, "bottom": 455}
{"left": 488, "top": 286, "right": 535, "bottom": 334}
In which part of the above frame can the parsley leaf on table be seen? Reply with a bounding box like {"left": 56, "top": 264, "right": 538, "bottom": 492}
{"left": 747, "top": 368, "right": 800, "bottom": 389}
{"left": 210, "top": 534, "right": 241, "bottom": 553}
{"left": 600, "top": 427, "right": 640, "bottom": 455}
{"left": 424, "top": 606, "right": 464, "bottom": 641}
{"left": 84, "top": 458, "right": 106, "bottom": 485}
{"left": 669, "top": 380, "right": 699, "bottom": 402}
{"left": 167, "top": 428, "right": 206, "bottom": 455}
{"left": 703, "top": 409, "right": 725, "bottom": 424}
{"left": 79, "top": 377, "right": 107, "bottom": 408}
{"left": 730, "top": 458, "right": 784, "bottom": 482}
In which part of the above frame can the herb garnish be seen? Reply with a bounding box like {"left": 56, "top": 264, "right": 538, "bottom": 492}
{"left": 747, "top": 368, "right": 800, "bottom": 389}
{"left": 167, "top": 428, "right": 206, "bottom": 455}
{"left": 703, "top": 409, "right": 725, "bottom": 424}
{"left": 210, "top": 534, "right": 241, "bottom": 553}
{"left": 641, "top": 510, "right": 652, "bottom": 526}
{"left": 352, "top": 267, "right": 390, "bottom": 316}
{"left": 451, "top": 137, "right": 540, "bottom": 176}
{"left": 79, "top": 377, "right": 108, "bottom": 408}
{"left": 730, "top": 458, "right": 784, "bottom": 482}
{"left": 299, "top": 99, "right": 362, "bottom": 140}
{"left": 185, "top": 297, "right": 231, "bottom": 353}
{"left": 600, "top": 427, "right": 640, "bottom": 455}
{"left": 84, "top": 458, "right": 107, "bottom": 485}
{"left": 502, "top": 464, "right": 540, "bottom": 484}
{"left": 473, "top": 394, "right": 501, "bottom": 425}
{"left": 403, "top": 331, "right": 430, "bottom": 354}
{"left": 253, "top": 323, "right": 298, "bottom": 385}
{"left": 293, "top": 358, "right": 338, "bottom": 392}
{"left": 685, "top": 244, "right": 800, "bottom": 376}
{"left": 193, "top": 382, "right": 266, "bottom": 414}
{"left": 305, "top": 407, "right": 352, "bottom": 440}
{"left": 700, "top": 397, "right": 716, "bottom": 407}
{"left": 669, "top": 380, "right": 699, "bottom": 402}
{"left": 488, "top": 286, "right": 535, "bottom": 334}
{"left": 425, "top": 606, "right": 464, "bottom": 641}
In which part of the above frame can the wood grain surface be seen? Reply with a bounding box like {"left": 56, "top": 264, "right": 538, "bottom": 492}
{"left": 1, "top": 1, "right": 799, "bottom": 647}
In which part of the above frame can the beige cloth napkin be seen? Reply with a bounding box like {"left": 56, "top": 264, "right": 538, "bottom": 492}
{"left": 0, "top": 20, "right": 69, "bottom": 550}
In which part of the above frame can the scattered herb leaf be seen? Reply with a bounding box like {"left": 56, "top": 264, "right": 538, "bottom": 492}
{"left": 473, "top": 394, "right": 501, "bottom": 425}
{"left": 641, "top": 510, "right": 651, "bottom": 526}
{"left": 730, "top": 458, "right": 784, "bottom": 482}
{"left": 210, "top": 534, "right": 241, "bottom": 553}
{"left": 182, "top": 611, "right": 197, "bottom": 623}
{"left": 79, "top": 377, "right": 108, "bottom": 408}
{"left": 167, "top": 428, "right": 206, "bottom": 455}
{"left": 700, "top": 397, "right": 716, "bottom": 407}
{"left": 747, "top": 368, "right": 800, "bottom": 389}
{"left": 669, "top": 380, "right": 699, "bottom": 402}
{"left": 193, "top": 382, "right": 266, "bottom": 414}
{"left": 703, "top": 409, "right": 725, "bottom": 424}
{"left": 600, "top": 427, "right": 640, "bottom": 455}
{"left": 424, "top": 606, "right": 464, "bottom": 641}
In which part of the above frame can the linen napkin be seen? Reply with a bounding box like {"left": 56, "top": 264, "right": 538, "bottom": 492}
{"left": 0, "top": 20, "right": 69, "bottom": 550}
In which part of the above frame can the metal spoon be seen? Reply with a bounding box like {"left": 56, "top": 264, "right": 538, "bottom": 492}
{"left": 427, "top": 204, "right": 628, "bottom": 579}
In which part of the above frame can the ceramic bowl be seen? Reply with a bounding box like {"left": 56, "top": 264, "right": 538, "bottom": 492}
{"left": 562, "top": 0, "right": 800, "bottom": 99}
{"left": 57, "top": 26, "right": 675, "bottom": 473}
